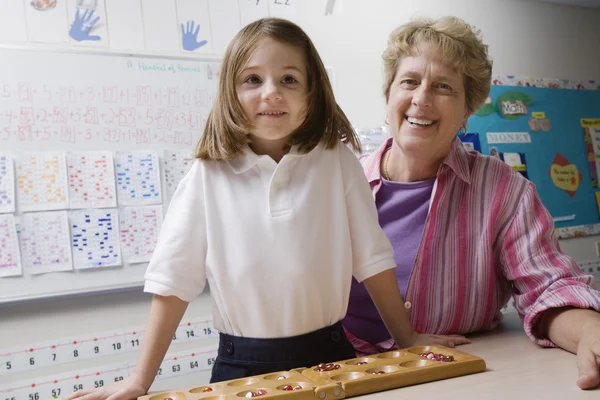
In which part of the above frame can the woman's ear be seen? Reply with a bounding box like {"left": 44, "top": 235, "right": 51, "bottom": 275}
{"left": 462, "top": 110, "right": 472, "bottom": 128}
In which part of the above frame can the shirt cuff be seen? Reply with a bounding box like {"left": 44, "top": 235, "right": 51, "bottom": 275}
{"left": 523, "top": 284, "right": 600, "bottom": 347}
{"left": 354, "top": 257, "right": 397, "bottom": 283}
{"left": 143, "top": 278, "right": 199, "bottom": 303}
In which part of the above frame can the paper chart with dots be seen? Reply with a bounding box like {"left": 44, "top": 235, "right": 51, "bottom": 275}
{"left": 70, "top": 209, "right": 121, "bottom": 269}
{"left": 119, "top": 205, "right": 163, "bottom": 264}
{"left": 15, "top": 152, "right": 69, "bottom": 212}
{"left": 114, "top": 151, "right": 161, "bottom": 206}
{"left": 163, "top": 149, "right": 195, "bottom": 200}
{"left": 0, "top": 153, "right": 15, "bottom": 214}
{"left": 67, "top": 151, "right": 117, "bottom": 209}
{"left": 19, "top": 211, "right": 73, "bottom": 275}
{"left": 0, "top": 214, "right": 22, "bottom": 278}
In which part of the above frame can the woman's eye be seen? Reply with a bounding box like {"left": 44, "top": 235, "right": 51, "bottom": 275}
{"left": 401, "top": 79, "right": 418, "bottom": 86}
{"left": 282, "top": 76, "right": 298, "bottom": 84}
{"left": 437, "top": 83, "right": 452, "bottom": 91}
{"left": 245, "top": 75, "right": 261, "bottom": 84}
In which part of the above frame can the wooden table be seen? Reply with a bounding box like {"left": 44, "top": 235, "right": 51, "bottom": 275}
{"left": 362, "top": 312, "right": 599, "bottom": 399}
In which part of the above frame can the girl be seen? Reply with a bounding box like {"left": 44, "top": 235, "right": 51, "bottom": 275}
{"left": 67, "top": 18, "right": 465, "bottom": 400}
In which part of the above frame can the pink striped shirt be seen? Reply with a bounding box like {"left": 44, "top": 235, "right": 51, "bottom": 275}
{"left": 347, "top": 137, "right": 600, "bottom": 354}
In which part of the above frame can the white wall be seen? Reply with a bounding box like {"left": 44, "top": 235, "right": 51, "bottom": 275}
{"left": 1, "top": 0, "right": 599, "bottom": 393}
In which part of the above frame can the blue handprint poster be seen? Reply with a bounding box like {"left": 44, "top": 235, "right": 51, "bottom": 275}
{"left": 67, "top": 0, "right": 109, "bottom": 47}
{"left": 176, "top": 0, "right": 213, "bottom": 54}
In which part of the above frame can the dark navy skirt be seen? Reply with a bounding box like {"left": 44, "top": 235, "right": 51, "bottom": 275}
{"left": 209, "top": 321, "right": 356, "bottom": 383}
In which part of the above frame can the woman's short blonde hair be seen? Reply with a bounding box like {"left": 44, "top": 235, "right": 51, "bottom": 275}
{"left": 382, "top": 16, "right": 493, "bottom": 113}
{"left": 196, "top": 18, "right": 360, "bottom": 160}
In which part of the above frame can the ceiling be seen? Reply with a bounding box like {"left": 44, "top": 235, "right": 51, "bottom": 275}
{"left": 521, "top": 0, "right": 600, "bottom": 7}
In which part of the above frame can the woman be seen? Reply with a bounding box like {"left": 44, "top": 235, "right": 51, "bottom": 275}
{"left": 343, "top": 16, "right": 600, "bottom": 390}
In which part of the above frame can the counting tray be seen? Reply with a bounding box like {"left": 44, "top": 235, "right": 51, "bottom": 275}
{"left": 139, "top": 345, "right": 486, "bottom": 400}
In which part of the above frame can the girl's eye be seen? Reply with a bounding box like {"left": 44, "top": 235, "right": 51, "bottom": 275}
{"left": 282, "top": 76, "right": 298, "bottom": 84}
{"left": 244, "top": 75, "right": 262, "bottom": 84}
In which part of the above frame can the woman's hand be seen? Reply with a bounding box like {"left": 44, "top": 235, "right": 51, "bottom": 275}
{"left": 575, "top": 320, "right": 600, "bottom": 389}
{"left": 410, "top": 333, "right": 471, "bottom": 348}
{"left": 64, "top": 372, "right": 148, "bottom": 400}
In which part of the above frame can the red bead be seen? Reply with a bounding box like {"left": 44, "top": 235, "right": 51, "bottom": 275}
{"left": 281, "top": 386, "right": 293, "bottom": 391}
{"left": 293, "top": 385, "right": 302, "bottom": 390}
{"left": 202, "top": 388, "right": 213, "bottom": 393}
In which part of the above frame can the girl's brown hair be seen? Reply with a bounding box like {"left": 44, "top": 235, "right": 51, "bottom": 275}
{"left": 195, "top": 18, "right": 361, "bottom": 160}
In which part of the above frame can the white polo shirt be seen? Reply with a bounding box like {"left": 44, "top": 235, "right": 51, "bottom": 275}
{"left": 144, "top": 142, "right": 396, "bottom": 338}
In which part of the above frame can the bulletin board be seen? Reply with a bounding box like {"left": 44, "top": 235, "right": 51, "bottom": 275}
{"left": 0, "top": 47, "right": 219, "bottom": 304}
{"left": 464, "top": 76, "right": 600, "bottom": 238}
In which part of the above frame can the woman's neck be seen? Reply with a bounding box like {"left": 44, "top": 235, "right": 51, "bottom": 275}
{"left": 382, "top": 144, "right": 445, "bottom": 183}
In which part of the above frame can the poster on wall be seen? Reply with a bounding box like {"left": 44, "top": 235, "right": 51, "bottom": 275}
{"left": 468, "top": 76, "right": 600, "bottom": 232}
{"left": 66, "top": 0, "right": 109, "bottom": 47}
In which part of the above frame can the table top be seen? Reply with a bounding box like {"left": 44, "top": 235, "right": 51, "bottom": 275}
{"left": 362, "top": 312, "right": 599, "bottom": 399}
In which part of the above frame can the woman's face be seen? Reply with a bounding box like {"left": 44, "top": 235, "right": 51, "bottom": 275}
{"left": 386, "top": 42, "right": 470, "bottom": 162}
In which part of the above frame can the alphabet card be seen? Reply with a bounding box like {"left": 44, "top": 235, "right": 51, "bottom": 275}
{"left": 163, "top": 149, "right": 194, "bottom": 200}
{"left": 0, "top": 153, "right": 15, "bottom": 214}
{"left": 0, "top": 214, "right": 21, "bottom": 277}
{"left": 119, "top": 205, "right": 163, "bottom": 264}
{"left": 70, "top": 209, "right": 121, "bottom": 269}
{"left": 114, "top": 151, "right": 161, "bottom": 206}
{"left": 19, "top": 211, "right": 73, "bottom": 275}
{"left": 67, "top": 151, "right": 117, "bottom": 209}
{"left": 14, "top": 151, "right": 69, "bottom": 212}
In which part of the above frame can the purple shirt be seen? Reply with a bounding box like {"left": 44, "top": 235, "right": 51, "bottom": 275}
{"left": 343, "top": 175, "right": 434, "bottom": 344}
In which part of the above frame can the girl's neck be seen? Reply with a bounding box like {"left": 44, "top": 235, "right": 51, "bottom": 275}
{"left": 249, "top": 135, "right": 290, "bottom": 163}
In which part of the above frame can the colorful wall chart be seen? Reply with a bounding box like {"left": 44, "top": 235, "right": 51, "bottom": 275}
{"left": 466, "top": 76, "right": 600, "bottom": 233}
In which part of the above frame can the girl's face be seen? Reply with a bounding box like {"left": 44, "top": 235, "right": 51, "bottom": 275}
{"left": 236, "top": 37, "right": 308, "bottom": 154}
{"left": 385, "top": 42, "right": 469, "bottom": 163}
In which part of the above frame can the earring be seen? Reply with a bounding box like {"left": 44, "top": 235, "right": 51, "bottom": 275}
{"left": 385, "top": 117, "right": 389, "bottom": 125}
{"left": 458, "top": 127, "right": 467, "bottom": 135}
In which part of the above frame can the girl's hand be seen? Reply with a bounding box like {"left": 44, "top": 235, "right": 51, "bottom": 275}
{"left": 63, "top": 372, "right": 148, "bottom": 400}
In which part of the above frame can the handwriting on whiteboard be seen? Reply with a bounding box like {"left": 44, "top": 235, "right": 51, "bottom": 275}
{"left": 19, "top": 211, "right": 73, "bottom": 275}
{"left": 119, "top": 205, "right": 163, "bottom": 264}
{"left": 67, "top": 151, "right": 117, "bottom": 209}
{"left": 14, "top": 151, "right": 69, "bottom": 212}
{"left": 70, "top": 209, "right": 122, "bottom": 269}
{"left": 0, "top": 82, "right": 212, "bottom": 148}
{"left": 0, "top": 214, "right": 22, "bottom": 277}
{"left": 0, "top": 153, "right": 15, "bottom": 213}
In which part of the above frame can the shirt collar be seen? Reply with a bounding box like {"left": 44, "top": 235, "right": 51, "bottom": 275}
{"left": 228, "top": 143, "right": 314, "bottom": 174}
{"left": 365, "top": 136, "right": 471, "bottom": 184}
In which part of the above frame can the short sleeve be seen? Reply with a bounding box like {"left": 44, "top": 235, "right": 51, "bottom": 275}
{"left": 144, "top": 161, "right": 208, "bottom": 302}
{"left": 339, "top": 145, "right": 397, "bottom": 282}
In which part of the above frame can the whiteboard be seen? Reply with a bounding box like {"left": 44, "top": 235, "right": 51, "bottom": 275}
{"left": 0, "top": 48, "right": 219, "bottom": 304}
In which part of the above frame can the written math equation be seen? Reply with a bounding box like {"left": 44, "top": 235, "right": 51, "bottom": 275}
{"left": 0, "top": 83, "right": 213, "bottom": 148}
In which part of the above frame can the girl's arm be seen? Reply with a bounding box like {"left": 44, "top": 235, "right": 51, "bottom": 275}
{"left": 65, "top": 295, "right": 189, "bottom": 400}
{"left": 131, "top": 294, "right": 190, "bottom": 390}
